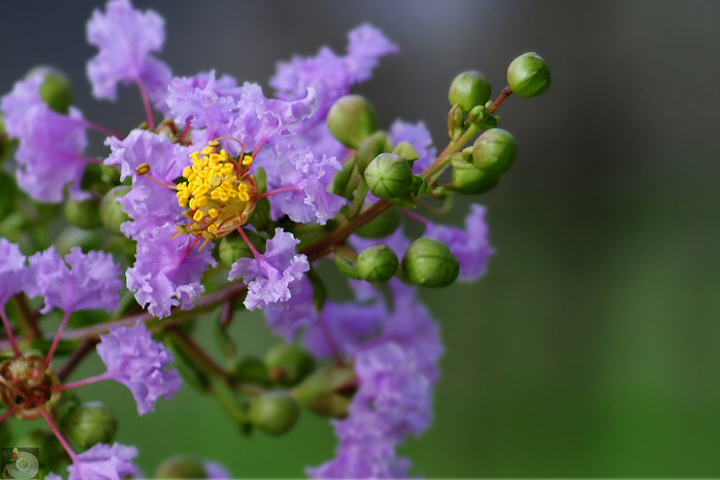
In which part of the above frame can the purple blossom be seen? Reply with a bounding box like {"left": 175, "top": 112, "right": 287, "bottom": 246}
{"left": 390, "top": 120, "right": 437, "bottom": 174}
{"left": 262, "top": 145, "right": 345, "bottom": 224}
{"left": 86, "top": 0, "right": 171, "bottom": 103}
{"left": 262, "top": 276, "right": 318, "bottom": 341}
{"left": 97, "top": 322, "right": 182, "bottom": 415}
{"left": 0, "top": 239, "right": 29, "bottom": 307}
{"left": 425, "top": 204, "right": 495, "bottom": 281}
{"left": 205, "top": 460, "right": 232, "bottom": 479}
{"left": 126, "top": 222, "right": 216, "bottom": 318}
{"left": 0, "top": 74, "right": 45, "bottom": 138}
{"left": 46, "top": 442, "right": 139, "bottom": 480}
{"left": 229, "top": 228, "right": 309, "bottom": 310}
{"left": 307, "top": 439, "right": 411, "bottom": 479}
{"left": 27, "top": 247, "right": 122, "bottom": 314}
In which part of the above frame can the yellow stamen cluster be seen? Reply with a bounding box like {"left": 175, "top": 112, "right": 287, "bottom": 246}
{"left": 175, "top": 140, "right": 257, "bottom": 242}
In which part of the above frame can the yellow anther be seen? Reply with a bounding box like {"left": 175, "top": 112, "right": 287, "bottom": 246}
{"left": 242, "top": 155, "right": 254, "bottom": 166}
{"left": 189, "top": 198, "right": 197, "bottom": 210}
{"left": 208, "top": 208, "right": 220, "bottom": 218}
{"left": 207, "top": 224, "right": 218, "bottom": 232}
{"left": 136, "top": 163, "right": 151, "bottom": 175}
{"left": 196, "top": 196, "right": 209, "bottom": 208}
{"left": 193, "top": 210, "right": 205, "bottom": 222}
{"left": 208, "top": 139, "right": 220, "bottom": 147}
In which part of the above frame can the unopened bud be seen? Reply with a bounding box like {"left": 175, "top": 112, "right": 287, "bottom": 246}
{"left": 507, "top": 52, "right": 551, "bottom": 98}
{"left": 392, "top": 141, "right": 420, "bottom": 163}
{"left": 355, "top": 205, "right": 402, "bottom": 239}
{"left": 100, "top": 186, "right": 131, "bottom": 235}
{"left": 327, "top": 95, "right": 379, "bottom": 149}
{"left": 17, "top": 429, "right": 64, "bottom": 467}
{"left": 449, "top": 70, "right": 492, "bottom": 112}
{"left": 402, "top": 237, "right": 460, "bottom": 288}
{"left": 30, "top": 67, "right": 74, "bottom": 114}
{"left": 364, "top": 153, "right": 414, "bottom": 199}
{"left": 66, "top": 401, "right": 118, "bottom": 450}
{"left": 155, "top": 455, "right": 209, "bottom": 479}
{"left": 228, "top": 356, "right": 269, "bottom": 386}
{"left": 357, "top": 244, "right": 399, "bottom": 283}
{"left": 265, "top": 343, "right": 315, "bottom": 387}
{"left": 248, "top": 392, "right": 299, "bottom": 436}
{"left": 356, "top": 131, "right": 392, "bottom": 175}
{"left": 65, "top": 198, "right": 103, "bottom": 230}
{"left": 452, "top": 156, "right": 501, "bottom": 195}
{"left": 292, "top": 365, "right": 357, "bottom": 419}
{"left": 472, "top": 128, "right": 517, "bottom": 175}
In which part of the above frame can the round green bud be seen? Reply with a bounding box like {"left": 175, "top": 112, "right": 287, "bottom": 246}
{"left": 155, "top": 455, "right": 209, "bottom": 479}
{"left": 52, "top": 391, "right": 82, "bottom": 430}
{"left": 451, "top": 157, "right": 501, "bottom": 195}
{"left": 392, "top": 141, "right": 420, "bottom": 163}
{"left": 355, "top": 205, "right": 402, "bottom": 239}
{"left": 265, "top": 343, "right": 316, "bottom": 387}
{"left": 66, "top": 401, "right": 118, "bottom": 450}
{"left": 327, "top": 95, "right": 379, "bottom": 149}
{"left": 292, "top": 364, "right": 357, "bottom": 419}
{"left": 248, "top": 392, "right": 299, "bottom": 436}
{"left": 449, "top": 70, "right": 492, "bottom": 112}
{"left": 228, "top": 355, "right": 269, "bottom": 386}
{"left": 507, "top": 52, "right": 551, "bottom": 98}
{"left": 17, "top": 429, "right": 64, "bottom": 467}
{"left": 402, "top": 237, "right": 460, "bottom": 288}
{"left": 29, "top": 67, "right": 74, "bottom": 114}
{"left": 99, "top": 186, "right": 131, "bottom": 235}
{"left": 472, "top": 128, "right": 518, "bottom": 174}
{"left": 364, "top": 153, "right": 414, "bottom": 199}
{"left": 356, "top": 244, "right": 399, "bottom": 283}
{"left": 65, "top": 198, "right": 103, "bottom": 230}
{"left": 356, "top": 131, "right": 393, "bottom": 175}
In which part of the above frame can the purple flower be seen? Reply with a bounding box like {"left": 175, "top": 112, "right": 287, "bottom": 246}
{"left": 97, "top": 322, "right": 182, "bottom": 414}
{"left": 262, "top": 276, "right": 318, "bottom": 341}
{"left": 0, "top": 239, "right": 29, "bottom": 307}
{"left": 205, "top": 460, "right": 232, "bottom": 479}
{"left": 307, "top": 439, "right": 411, "bottom": 479}
{"left": 262, "top": 145, "right": 345, "bottom": 224}
{"left": 86, "top": 0, "right": 171, "bottom": 104}
{"left": 425, "top": 204, "right": 495, "bottom": 281}
{"left": 46, "top": 442, "right": 139, "bottom": 480}
{"left": 27, "top": 247, "right": 122, "bottom": 314}
{"left": 390, "top": 120, "right": 437, "bottom": 174}
{"left": 0, "top": 75, "right": 45, "bottom": 138}
{"left": 126, "top": 222, "right": 216, "bottom": 318}
{"left": 229, "top": 228, "right": 309, "bottom": 310}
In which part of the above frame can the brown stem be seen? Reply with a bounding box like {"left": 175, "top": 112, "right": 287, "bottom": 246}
{"left": 164, "top": 323, "right": 227, "bottom": 379}
{"left": 488, "top": 86, "right": 513, "bottom": 114}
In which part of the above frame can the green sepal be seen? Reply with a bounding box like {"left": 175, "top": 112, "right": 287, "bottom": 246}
{"left": 447, "top": 104, "right": 466, "bottom": 141}
{"left": 253, "top": 167, "right": 268, "bottom": 194}
{"left": 213, "top": 375, "right": 250, "bottom": 425}
{"left": 164, "top": 334, "right": 212, "bottom": 394}
{"left": 329, "top": 155, "right": 358, "bottom": 200}
{"left": 392, "top": 141, "right": 420, "bottom": 163}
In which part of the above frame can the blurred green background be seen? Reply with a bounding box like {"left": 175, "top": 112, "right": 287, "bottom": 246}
{"left": 1, "top": 1, "right": 718, "bottom": 477}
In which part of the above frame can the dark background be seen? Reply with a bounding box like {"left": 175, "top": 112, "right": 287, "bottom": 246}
{"left": 1, "top": 1, "right": 718, "bottom": 477}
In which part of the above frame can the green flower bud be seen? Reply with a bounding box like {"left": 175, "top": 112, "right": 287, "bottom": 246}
{"left": 392, "top": 141, "right": 420, "bottom": 163}
{"left": 66, "top": 402, "right": 118, "bottom": 450}
{"left": 402, "top": 237, "right": 460, "bottom": 288}
{"left": 356, "top": 131, "right": 393, "bottom": 175}
{"left": 357, "top": 244, "right": 399, "bottom": 283}
{"left": 17, "top": 429, "right": 64, "bottom": 467}
{"left": 507, "top": 52, "right": 551, "bottom": 98}
{"left": 292, "top": 364, "right": 357, "bottom": 419}
{"left": 472, "top": 128, "right": 518, "bottom": 174}
{"left": 228, "top": 355, "right": 269, "bottom": 386}
{"left": 99, "top": 186, "right": 131, "bottom": 235}
{"left": 219, "top": 229, "right": 264, "bottom": 267}
{"left": 30, "top": 68, "right": 74, "bottom": 114}
{"left": 451, "top": 155, "right": 501, "bottom": 195}
{"left": 327, "top": 95, "right": 379, "bottom": 149}
{"left": 64, "top": 198, "right": 103, "bottom": 230}
{"left": 248, "top": 392, "right": 299, "bottom": 436}
{"left": 155, "top": 455, "right": 209, "bottom": 479}
{"left": 355, "top": 205, "right": 402, "bottom": 239}
{"left": 265, "top": 343, "right": 315, "bottom": 387}
{"left": 364, "top": 153, "right": 414, "bottom": 199}
{"left": 449, "top": 70, "right": 492, "bottom": 112}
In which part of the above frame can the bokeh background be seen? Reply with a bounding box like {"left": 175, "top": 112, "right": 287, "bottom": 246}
{"left": 1, "top": 1, "right": 718, "bottom": 477}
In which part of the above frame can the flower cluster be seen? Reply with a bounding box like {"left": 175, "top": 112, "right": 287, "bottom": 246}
{"left": 0, "top": 0, "right": 550, "bottom": 478}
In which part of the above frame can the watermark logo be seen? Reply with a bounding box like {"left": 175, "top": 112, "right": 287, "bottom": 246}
{"left": 1, "top": 448, "right": 39, "bottom": 479}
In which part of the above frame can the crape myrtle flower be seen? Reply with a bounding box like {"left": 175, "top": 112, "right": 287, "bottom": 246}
{"left": 96, "top": 322, "right": 182, "bottom": 415}
{"left": 86, "top": 0, "right": 172, "bottom": 110}
{"left": 46, "top": 442, "right": 139, "bottom": 480}
{"left": 0, "top": 75, "right": 92, "bottom": 203}
{"left": 0, "top": 238, "right": 29, "bottom": 307}
{"left": 26, "top": 246, "right": 123, "bottom": 314}
{"left": 229, "top": 228, "right": 309, "bottom": 311}
{"left": 205, "top": 460, "right": 232, "bottom": 479}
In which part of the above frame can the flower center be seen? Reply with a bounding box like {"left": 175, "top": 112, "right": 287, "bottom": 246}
{"left": 176, "top": 140, "right": 257, "bottom": 240}
{"left": 0, "top": 354, "right": 60, "bottom": 419}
